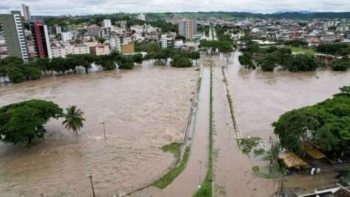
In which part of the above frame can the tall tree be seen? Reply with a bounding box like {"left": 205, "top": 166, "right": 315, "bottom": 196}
{"left": 62, "top": 106, "right": 85, "bottom": 134}
{"left": 0, "top": 100, "right": 63, "bottom": 144}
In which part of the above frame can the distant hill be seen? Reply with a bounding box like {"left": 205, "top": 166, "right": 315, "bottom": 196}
{"left": 273, "top": 11, "right": 312, "bottom": 14}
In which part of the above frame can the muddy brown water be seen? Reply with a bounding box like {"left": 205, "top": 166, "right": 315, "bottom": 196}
{"left": 0, "top": 64, "right": 198, "bottom": 197}
{"left": 1, "top": 53, "right": 350, "bottom": 197}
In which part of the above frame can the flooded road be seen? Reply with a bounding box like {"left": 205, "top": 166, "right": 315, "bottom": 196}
{"left": 212, "top": 64, "right": 275, "bottom": 197}
{"left": 0, "top": 64, "right": 198, "bottom": 197}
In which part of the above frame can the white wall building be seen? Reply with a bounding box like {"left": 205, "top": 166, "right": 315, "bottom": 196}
{"left": 137, "top": 13, "right": 145, "bottom": 21}
{"left": 102, "top": 19, "right": 112, "bottom": 28}
{"left": 160, "top": 34, "right": 167, "bottom": 48}
{"left": 62, "top": 32, "right": 73, "bottom": 42}
{"left": 109, "top": 36, "right": 122, "bottom": 52}
{"left": 51, "top": 43, "right": 90, "bottom": 58}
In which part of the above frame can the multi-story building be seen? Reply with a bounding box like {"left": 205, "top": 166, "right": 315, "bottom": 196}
{"left": 49, "top": 24, "right": 62, "bottom": 35}
{"left": 109, "top": 35, "right": 122, "bottom": 52}
{"left": 102, "top": 19, "right": 112, "bottom": 28}
{"left": 30, "top": 20, "right": 52, "bottom": 59}
{"left": 87, "top": 25, "right": 100, "bottom": 37}
{"left": 0, "top": 11, "right": 29, "bottom": 61}
{"left": 62, "top": 32, "right": 72, "bottom": 42}
{"left": 178, "top": 19, "right": 194, "bottom": 40}
{"left": 193, "top": 17, "right": 197, "bottom": 35}
{"left": 99, "top": 27, "right": 111, "bottom": 38}
{"left": 22, "top": 4, "right": 31, "bottom": 22}
{"left": 90, "top": 44, "right": 110, "bottom": 56}
{"left": 137, "top": 13, "right": 146, "bottom": 21}
{"left": 51, "top": 42, "right": 90, "bottom": 58}
{"left": 160, "top": 34, "right": 167, "bottom": 48}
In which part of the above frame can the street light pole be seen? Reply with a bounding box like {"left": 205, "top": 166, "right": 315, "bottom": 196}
{"left": 198, "top": 160, "right": 202, "bottom": 188}
{"left": 100, "top": 121, "right": 109, "bottom": 139}
{"left": 88, "top": 175, "right": 96, "bottom": 197}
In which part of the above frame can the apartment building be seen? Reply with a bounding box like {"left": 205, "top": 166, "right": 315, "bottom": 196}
{"left": 0, "top": 11, "right": 29, "bottom": 61}
{"left": 30, "top": 20, "right": 52, "bottom": 59}
{"left": 178, "top": 19, "right": 194, "bottom": 40}
{"left": 49, "top": 24, "right": 62, "bottom": 35}
{"left": 102, "top": 19, "right": 112, "bottom": 28}
{"left": 22, "top": 4, "right": 31, "bottom": 22}
{"left": 90, "top": 44, "right": 110, "bottom": 56}
{"left": 62, "top": 32, "right": 73, "bottom": 42}
{"left": 160, "top": 35, "right": 167, "bottom": 48}
{"left": 137, "top": 13, "right": 145, "bottom": 21}
{"left": 51, "top": 43, "right": 90, "bottom": 58}
{"left": 87, "top": 25, "right": 100, "bottom": 37}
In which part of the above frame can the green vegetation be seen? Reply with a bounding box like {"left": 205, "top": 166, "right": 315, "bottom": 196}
{"left": 193, "top": 65, "right": 213, "bottom": 197}
{"left": 62, "top": 106, "right": 86, "bottom": 134}
{"left": 239, "top": 137, "right": 262, "bottom": 154}
{"left": 153, "top": 147, "right": 190, "bottom": 189}
{"left": 0, "top": 51, "right": 140, "bottom": 84}
{"left": 0, "top": 100, "right": 63, "bottom": 144}
{"left": 171, "top": 55, "right": 193, "bottom": 68}
{"left": 239, "top": 44, "right": 322, "bottom": 72}
{"left": 161, "top": 142, "right": 181, "bottom": 157}
{"left": 273, "top": 86, "right": 350, "bottom": 154}
{"left": 331, "top": 56, "right": 350, "bottom": 71}
{"left": 316, "top": 43, "right": 350, "bottom": 56}
{"left": 289, "top": 46, "right": 316, "bottom": 56}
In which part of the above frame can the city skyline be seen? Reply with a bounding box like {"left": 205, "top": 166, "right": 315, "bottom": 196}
{"left": 0, "top": 0, "right": 349, "bottom": 16}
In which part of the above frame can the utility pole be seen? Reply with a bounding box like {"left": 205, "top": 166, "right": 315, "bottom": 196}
{"left": 88, "top": 175, "right": 96, "bottom": 197}
{"left": 198, "top": 160, "right": 202, "bottom": 189}
{"left": 100, "top": 121, "right": 109, "bottom": 139}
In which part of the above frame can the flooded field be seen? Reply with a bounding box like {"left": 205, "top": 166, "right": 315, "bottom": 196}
{"left": 0, "top": 64, "right": 198, "bottom": 197}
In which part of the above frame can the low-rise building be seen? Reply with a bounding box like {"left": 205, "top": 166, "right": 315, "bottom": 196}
{"left": 90, "top": 44, "right": 110, "bottom": 56}
{"left": 62, "top": 32, "right": 73, "bottom": 42}
{"left": 145, "top": 32, "right": 159, "bottom": 41}
{"left": 51, "top": 42, "right": 90, "bottom": 58}
{"left": 121, "top": 42, "right": 134, "bottom": 54}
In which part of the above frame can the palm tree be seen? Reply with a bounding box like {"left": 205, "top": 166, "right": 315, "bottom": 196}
{"left": 62, "top": 106, "right": 85, "bottom": 134}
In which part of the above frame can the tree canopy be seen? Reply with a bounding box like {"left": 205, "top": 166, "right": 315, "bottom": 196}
{"left": 0, "top": 100, "right": 63, "bottom": 144}
{"left": 273, "top": 86, "right": 350, "bottom": 154}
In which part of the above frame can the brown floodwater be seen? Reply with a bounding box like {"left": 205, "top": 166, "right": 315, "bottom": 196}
{"left": 0, "top": 63, "right": 198, "bottom": 197}
{"left": 225, "top": 52, "right": 350, "bottom": 141}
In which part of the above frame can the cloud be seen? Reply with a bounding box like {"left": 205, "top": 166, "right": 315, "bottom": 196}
{"left": 0, "top": 0, "right": 349, "bottom": 15}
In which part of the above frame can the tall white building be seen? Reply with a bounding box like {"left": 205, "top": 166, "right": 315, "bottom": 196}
{"left": 62, "top": 32, "right": 73, "bottom": 42}
{"left": 109, "top": 36, "right": 122, "bottom": 52}
{"left": 137, "top": 13, "right": 146, "bottom": 21}
{"left": 22, "top": 4, "right": 31, "bottom": 22}
{"left": 102, "top": 19, "right": 112, "bottom": 28}
{"left": 160, "top": 35, "right": 167, "bottom": 48}
{"left": 178, "top": 20, "right": 194, "bottom": 40}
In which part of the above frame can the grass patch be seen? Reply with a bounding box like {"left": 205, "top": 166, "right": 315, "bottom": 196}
{"left": 161, "top": 142, "right": 181, "bottom": 157}
{"left": 193, "top": 64, "right": 214, "bottom": 197}
{"left": 289, "top": 46, "right": 316, "bottom": 56}
{"left": 153, "top": 147, "right": 190, "bottom": 189}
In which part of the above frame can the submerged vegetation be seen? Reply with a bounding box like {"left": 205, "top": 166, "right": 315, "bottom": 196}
{"left": 153, "top": 147, "right": 190, "bottom": 189}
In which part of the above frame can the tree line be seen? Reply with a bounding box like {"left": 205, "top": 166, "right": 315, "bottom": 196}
{"left": 144, "top": 48, "right": 200, "bottom": 68}
{"left": 316, "top": 43, "right": 350, "bottom": 56}
{"left": 273, "top": 86, "right": 350, "bottom": 155}
{"left": 238, "top": 42, "right": 350, "bottom": 72}
{"left": 0, "top": 99, "right": 85, "bottom": 144}
{"left": 0, "top": 51, "right": 143, "bottom": 84}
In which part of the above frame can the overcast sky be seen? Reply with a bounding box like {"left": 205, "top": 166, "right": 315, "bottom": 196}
{"left": 0, "top": 0, "right": 349, "bottom": 15}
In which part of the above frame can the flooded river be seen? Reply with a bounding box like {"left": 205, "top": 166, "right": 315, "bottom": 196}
{"left": 0, "top": 64, "right": 198, "bottom": 197}
{"left": 225, "top": 52, "right": 350, "bottom": 141}
{"left": 1, "top": 52, "right": 350, "bottom": 197}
